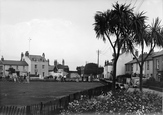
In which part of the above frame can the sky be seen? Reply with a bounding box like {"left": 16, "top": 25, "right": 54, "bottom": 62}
{"left": 0, "top": 0, "right": 163, "bottom": 70}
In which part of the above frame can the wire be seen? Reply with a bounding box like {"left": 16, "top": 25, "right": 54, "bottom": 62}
{"left": 135, "top": 0, "right": 144, "bottom": 12}
{"left": 133, "top": 0, "right": 138, "bottom": 7}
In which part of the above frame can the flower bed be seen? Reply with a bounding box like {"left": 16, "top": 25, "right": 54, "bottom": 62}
{"left": 61, "top": 90, "right": 162, "bottom": 115}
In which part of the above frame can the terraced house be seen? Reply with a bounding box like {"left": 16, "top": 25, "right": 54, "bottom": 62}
{"left": 153, "top": 50, "right": 163, "bottom": 81}
{"left": 0, "top": 56, "right": 28, "bottom": 77}
{"left": 125, "top": 50, "right": 163, "bottom": 82}
{"left": 22, "top": 51, "right": 48, "bottom": 78}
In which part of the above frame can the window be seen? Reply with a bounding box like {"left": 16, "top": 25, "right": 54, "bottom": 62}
{"left": 42, "top": 65, "right": 44, "bottom": 69}
{"left": 147, "top": 61, "right": 149, "bottom": 70}
{"left": 156, "top": 59, "right": 159, "bottom": 69}
{"left": 43, "top": 72, "right": 44, "bottom": 77}
{"left": 35, "top": 65, "right": 37, "bottom": 69}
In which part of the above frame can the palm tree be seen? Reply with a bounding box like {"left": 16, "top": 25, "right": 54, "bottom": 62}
{"left": 131, "top": 15, "right": 163, "bottom": 91}
{"left": 94, "top": 2, "right": 134, "bottom": 92}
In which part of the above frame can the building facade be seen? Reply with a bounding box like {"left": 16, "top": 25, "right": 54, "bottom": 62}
{"left": 116, "top": 51, "right": 133, "bottom": 76}
{"left": 0, "top": 57, "right": 28, "bottom": 77}
{"left": 104, "top": 61, "right": 113, "bottom": 79}
{"left": 153, "top": 50, "right": 163, "bottom": 81}
{"left": 125, "top": 53, "right": 155, "bottom": 79}
{"left": 23, "top": 52, "right": 48, "bottom": 78}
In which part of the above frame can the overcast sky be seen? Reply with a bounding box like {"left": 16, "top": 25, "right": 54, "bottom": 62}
{"left": 0, "top": 0, "right": 163, "bottom": 70}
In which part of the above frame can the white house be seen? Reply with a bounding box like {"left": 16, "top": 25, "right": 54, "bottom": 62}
{"left": 104, "top": 61, "right": 113, "bottom": 79}
{"left": 22, "top": 51, "right": 48, "bottom": 78}
{"left": 116, "top": 51, "right": 133, "bottom": 76}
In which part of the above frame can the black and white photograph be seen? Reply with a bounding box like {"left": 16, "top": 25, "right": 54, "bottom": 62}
{"left": 0, "top": 0, "right": 163, "bottom": 115}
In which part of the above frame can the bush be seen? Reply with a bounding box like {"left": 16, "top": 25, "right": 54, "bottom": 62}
{"left": 61, "top": 90, "right": 162, "bottom": 115}
{"left": 143, "top": 77, "right": 163, "bottom": 88}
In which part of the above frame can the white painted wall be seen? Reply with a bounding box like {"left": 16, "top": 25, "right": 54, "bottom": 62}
{"left": 104, "top": 65, "right": 112, "bottom": 79}
{"left": 116, "top": 52, "right": 133, "bottom": 76}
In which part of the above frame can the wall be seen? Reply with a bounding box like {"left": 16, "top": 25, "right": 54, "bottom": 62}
{"left": 23, "top": 56, "right": 31, "bottom": 73}
{"left": 153, "top": 55, "right": 163, "bottom": 81}
{"left": 144, "top": 60, "right": 153, "bottom": 78}
{"left": 117, "top": 53, "right": 133, "bottom": 76}
{"left": 104, "top": 65, "right": 112, "bottom": 79}
{"left": 31, "top": 61, "right": 48, "bottom": 77}
{"left": 3, "top": 65, "right": 28, "bottom": 76}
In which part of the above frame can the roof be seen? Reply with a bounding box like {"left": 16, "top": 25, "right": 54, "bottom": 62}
{"left": 125, "top": 53, "right": 155, "bottom": 65}
{"left": 0, "top": 60, "right": 28, "bottom": 66}
{"left": 29, "top": 55, "right": 46, "bottom": 62}
{"left": 57, "top": 64, "right": 69, "bottom": 69}
{"left": 48, "top": 65, "right": 54, "bottom": 71}
{"left": 153, "top": 50, "right": 163, "bottom": 57}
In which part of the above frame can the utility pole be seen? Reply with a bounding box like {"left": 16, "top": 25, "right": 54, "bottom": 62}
{"left": 97, "top": 49, "right": 100, "bottom": 67}
{"left": 29, "top": 38, "right": 31, "bottom": 54}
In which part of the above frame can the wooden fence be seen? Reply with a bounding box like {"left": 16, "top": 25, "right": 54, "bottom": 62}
{"left": 0, "top": 83, "right": 112, "bottom": 115}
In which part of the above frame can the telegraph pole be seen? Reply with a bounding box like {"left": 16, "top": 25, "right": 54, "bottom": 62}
{"left": 29, "top": 38, "right": 31, "bottom": 54}
{"left": 97, "top": 50, "right": 100, "bottom": 67}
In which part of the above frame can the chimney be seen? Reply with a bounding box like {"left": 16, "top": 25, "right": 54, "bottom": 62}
{"left": 21, "top": 52, "right": 24, "bottom": 61}
{"left": 1, "top": 56, "right": 4, "bottom": 61}
{"left": 54, "top": 60, "right": 58, "bottom": 66}
{"left": 42, "top": 53, "right": 45, "bottom": 58}
{"left": 25, "top": 51, "right": 29, "bottom": 57}
{"left": 62, "top": 59, "right": 65, "bottom": 65}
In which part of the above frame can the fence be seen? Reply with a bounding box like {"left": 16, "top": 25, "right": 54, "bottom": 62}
{"left": 0, "top": 83, "right": 112, "bottom": 115}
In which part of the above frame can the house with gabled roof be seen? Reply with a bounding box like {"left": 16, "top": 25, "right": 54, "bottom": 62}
{"left": 48, "top": 59, "right": 69, "bottom": 79}
{"left": 152, "top": 50, "right": 163, "bottom": 81}
{"left": 22, "top": 51, "right": 48, "bottom": 78}
{"left": 125, "top": 52, "right": 155, "bottom": 78}
{"left": 0, "top": 56, "right": 28, "bottom": 77}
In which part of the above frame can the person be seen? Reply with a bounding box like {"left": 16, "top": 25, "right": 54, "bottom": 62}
{"left": 13, "top": 73, "right": 17, "bottom": 82}
{"left": 26, "top": 72, "right": 30, "bottom": 83}
{"left": 23, "top": 75, "right": 26, "bottom": 83}
{"left": 63, "top": 75, "right": 66, "bottom": 82}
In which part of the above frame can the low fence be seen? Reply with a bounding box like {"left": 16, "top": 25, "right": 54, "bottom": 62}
{"left": 143, "top": 85, "right": 163, "bottom": 92}
{"left": 0, "top": 83, "right": 112, "bottom": 115}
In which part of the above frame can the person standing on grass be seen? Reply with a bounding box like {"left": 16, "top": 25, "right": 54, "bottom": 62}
{"left": 26, "top": 72, "right": 30, "bottom": 83}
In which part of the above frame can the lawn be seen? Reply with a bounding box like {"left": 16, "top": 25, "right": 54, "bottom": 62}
{"left": 0, "top": 81, "right": 103, "bottom": 106}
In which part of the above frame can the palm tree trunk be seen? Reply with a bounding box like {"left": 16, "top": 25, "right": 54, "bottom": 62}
{"left": 139, "top": 65, "right": 143, "bottom": 92}
{"left": 112, "top": 57, "right": 118, "bottom": 92}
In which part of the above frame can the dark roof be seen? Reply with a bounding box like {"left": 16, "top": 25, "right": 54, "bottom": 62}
{"left": 48, "top": 65, "right": 54, "bottom": 71}
{"left": 29, "top": 55, "right": 46, "bottom": 61}
{"left": 0, "top": 60, "right": 28, "bottom": 66}
{"left": 57, "top": 64, "right": 69, "bottom": 69}
{"left": 125, "top": 59, "right": 137, "bottom": 64}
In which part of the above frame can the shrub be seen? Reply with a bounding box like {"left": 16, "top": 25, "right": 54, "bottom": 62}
{"left": 61, "top": 90, "right": 162, "bottom": 115}
{"left": 143, "top": 77, "right": 163, "bottom": 88}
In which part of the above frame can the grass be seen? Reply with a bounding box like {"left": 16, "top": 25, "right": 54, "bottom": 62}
{"left": 0, "top": 81, "right": 103, "bottom": 106}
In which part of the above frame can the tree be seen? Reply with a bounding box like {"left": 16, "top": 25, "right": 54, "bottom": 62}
{"left": 94, "top": 2, "right": 134, "bottom": 92}
{"left": 131, "top": 16, "right": 163, "bottom": 91}
{"left": 8, "top": 67, "right": 16, "bottom": 74}
{"left": 84, "top": 63, "right": 98, "bottom": 76}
